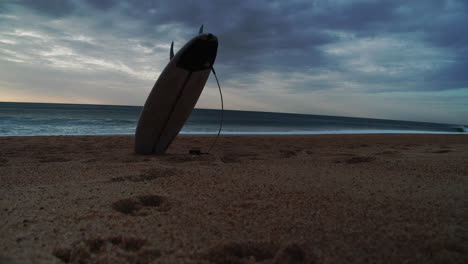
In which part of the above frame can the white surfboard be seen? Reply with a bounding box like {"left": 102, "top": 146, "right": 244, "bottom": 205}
{"left": 135, "top": 33, "right": 218, "bottom": 154}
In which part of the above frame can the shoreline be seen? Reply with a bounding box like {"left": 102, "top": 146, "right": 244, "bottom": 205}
{"left": 1, "top": 129, "right": 467, "bottom": 137}
{"left": 1, "top": 134, "right": 467, "bottom": 263}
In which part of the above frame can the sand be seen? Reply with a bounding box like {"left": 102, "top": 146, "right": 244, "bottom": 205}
{"left": 0, "top": 134, "right": 467, "bottom": 263}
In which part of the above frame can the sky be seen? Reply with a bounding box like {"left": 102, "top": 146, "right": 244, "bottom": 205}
{"left": 0, "top": 0, "right": 467, "bottom": 124}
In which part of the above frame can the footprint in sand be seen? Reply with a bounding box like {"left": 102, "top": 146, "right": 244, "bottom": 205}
{"left": 38, "top": 157, "right": 72, "bottom": 163}
{"left": 432, "top": 149, "right": 452, "bottom": 154}
{"left": 53, "top": 236, "right": 160, "bottom": 263}
{"left": 279, "top": 149, "right": 297, "bottom": 158}
{"left": 121, "top": 158, "right": 148, "bottom": 163}
{"left": 221, "top": 152, "right": 259, "bottom": 163}
{"left": 164, "top": 155, "right": 194, "bottom": 163}
{"left": 345, "top": 156, "right": 376, "bottom": 164}
{"left": 202, "top": 241, "right": 309, "bottom": 264}
{"left": 110, "top": 168, "right": 179, "bottom": 183}
{"left": 0, "top": 158, "right": 8, "bottom": 166}
{"left": 377, "top": 150, "right": 400, "bottom": 155}
{"left": 112, "top": 195, "right": 170, "bottom": 216}
{"left": 220, "top": 155, "right": 241, "bottom": 163}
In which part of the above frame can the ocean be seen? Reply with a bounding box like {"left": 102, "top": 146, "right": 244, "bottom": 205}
{"left": 0, "top": 102, "right": 466, "bottom": 136}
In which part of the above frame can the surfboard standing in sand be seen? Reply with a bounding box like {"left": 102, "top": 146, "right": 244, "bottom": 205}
{"left": 135, "top": 29, "right": 218, "bottom": 155}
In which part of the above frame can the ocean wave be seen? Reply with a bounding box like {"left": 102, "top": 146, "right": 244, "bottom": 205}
{"left": 180, "top": 129, "right": 468, "bottom": 135}
{"left": 1, "top": 129, "right": 465, "bottom": 137}
{"left": 1, "top": 103, "right": 466, "bottom": 136}
{"left": 451, "top": 126, "right": 467, "bottom": 132}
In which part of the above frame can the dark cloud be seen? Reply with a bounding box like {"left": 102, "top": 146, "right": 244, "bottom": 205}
{"left": 429, "top": 60, "right": 468, "bottom": 90}
{"left": 83, "top": 0, "right": 116, "bottom": 10}
{"left": 8, "top": 1, "right": 468, "bottom": 80}
{"left": 20, "top": 0, "right": 76, "bottom": 17}
{"left": 309, "top": 0, "right": 401, "bottom": 31}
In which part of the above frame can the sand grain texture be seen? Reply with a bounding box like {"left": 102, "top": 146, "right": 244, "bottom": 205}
{"left": 0, "top": 134, "right": 467, "bottom": 263}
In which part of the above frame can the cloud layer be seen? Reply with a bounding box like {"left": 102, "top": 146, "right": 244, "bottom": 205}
{"left": 1, "top": 0, "right": 467, "bottom": 124}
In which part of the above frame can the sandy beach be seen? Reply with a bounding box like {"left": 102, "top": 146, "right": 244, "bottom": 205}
{"left": 0, "top": 134, "right": 466, "bottom": 263}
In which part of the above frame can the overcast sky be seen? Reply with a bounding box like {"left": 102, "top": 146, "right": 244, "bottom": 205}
{"left": 0, "top": 0, "right": 467, "bottom": 124}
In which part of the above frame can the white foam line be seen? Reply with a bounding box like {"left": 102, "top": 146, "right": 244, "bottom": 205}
{"left": 1, "top": 129, "right": 466, "bottom": 137}
{"left": 180, "top": 129, "right": 467, "bottom": 135}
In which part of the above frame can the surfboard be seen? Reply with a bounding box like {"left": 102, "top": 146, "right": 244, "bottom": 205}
{"left": 135, "top": 33, "right": 218, "bottom": 154}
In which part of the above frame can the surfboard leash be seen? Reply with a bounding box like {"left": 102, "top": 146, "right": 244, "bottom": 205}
{"left": 205, "top": 66, "right": 224, "bottom": 154}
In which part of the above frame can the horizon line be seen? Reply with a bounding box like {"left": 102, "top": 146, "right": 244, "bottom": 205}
{"left": 1, "top": 101, "right": 466, "bottom": 126}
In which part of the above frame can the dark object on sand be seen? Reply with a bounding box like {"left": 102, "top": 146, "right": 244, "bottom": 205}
{"left": 135, "top": 32, "right": 218, "bottom": 155}
{"left": 189, "top": 149, "right": 202, "bottom": 155}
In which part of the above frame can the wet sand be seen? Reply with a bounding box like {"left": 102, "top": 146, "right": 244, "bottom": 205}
{"left": 0, "top": 134, "right": 467, "bottom": 263}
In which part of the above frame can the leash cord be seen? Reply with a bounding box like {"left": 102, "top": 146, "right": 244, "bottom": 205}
{"left": 206, "top": 67, "right": 223, "bottom": 154}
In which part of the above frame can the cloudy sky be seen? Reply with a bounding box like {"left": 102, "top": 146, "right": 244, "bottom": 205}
{"left": 0, "top": 0, "right": 467, "bottom": 124}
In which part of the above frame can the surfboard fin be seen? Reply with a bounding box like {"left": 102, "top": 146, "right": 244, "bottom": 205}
{"left": 169, "top": 41, "right": 174, "bottom": 60}
{"left": 199, "top": 24, "right": 204, "bottom": 34}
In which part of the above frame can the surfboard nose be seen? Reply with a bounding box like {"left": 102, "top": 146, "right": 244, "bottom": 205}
{"left": 205, "top": 33, "right": 216, "bottom": 41}
{"left": 176, "top": 34, "right": 218, "bottom": 71}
